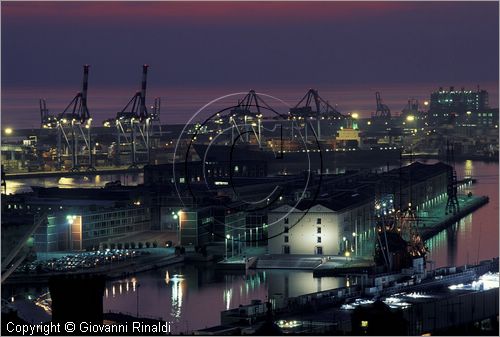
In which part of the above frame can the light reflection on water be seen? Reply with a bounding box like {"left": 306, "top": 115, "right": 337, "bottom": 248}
{"left": 5, "top": 173, "right": 144, "bottom": 195}
{"left": 102, "top": 264, "right": 348, "bottom": 333}
{"left": 423, "top": 160, "right": 498, "bottom": 269}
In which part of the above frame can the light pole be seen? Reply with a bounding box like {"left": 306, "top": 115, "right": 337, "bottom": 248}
{"left": 66, "top": 215, "right": 76, "bottom": 251}
{"left": 352, "top": 232, "right": 357, "bottom": 257}
{"left": 225, "top": 234, "right": 230, "bottom": 260}
{"left": 136, "top": 283, "right": 141, "bottom": 318}
{"left": 175, "top": 210, "right": 182, "bottom": 246}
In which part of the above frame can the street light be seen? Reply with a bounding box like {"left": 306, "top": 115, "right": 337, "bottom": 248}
{"left": 225, "top": 234, "right": 230, "bottom": 260}
{"left": 177, "top": 210, "right": 183, "bottom": 246}
{"left": 345, "top": 251, "right": 351, "bottom": 263}
{"left": 4, "top": 128, "right": 13, "bottom": 135}
{"left": 66, "top": 215, "right": 77, "bottom": 250}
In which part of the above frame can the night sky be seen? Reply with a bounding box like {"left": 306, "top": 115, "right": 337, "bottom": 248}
{"left": 2, "top": 1, "right": 499, "bottom": 128}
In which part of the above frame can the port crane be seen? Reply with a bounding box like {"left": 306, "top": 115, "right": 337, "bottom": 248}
{"left": 40, "top": 99, "right": 58, "bottom": 129}
{"left": 224, "top": 90, "right": 277, "bottom": 148}
{"left": 113, "top": 65, "right": 160, "bottom": 167}
{"left": 290, "top": 89, "right": 344, "bottom": 141}
{"left": 374, "top": 92, "right": 391, "bottom": 118}
{"left": 56, "top": 65, "right": 94, "bottom": 171}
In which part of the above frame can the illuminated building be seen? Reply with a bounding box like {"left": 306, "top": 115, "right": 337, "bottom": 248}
{"left": 267, "top": 193, "right": 373, "bottom": 256}
{"left": 428, "top": 86, "right": 490, "bottom": 126}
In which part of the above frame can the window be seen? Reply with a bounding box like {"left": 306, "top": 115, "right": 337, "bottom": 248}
{"left": 317, "top": 227, "right": 321, "bottom": 234}
{"left": 315, "top": 246, "right": 323, "bottom": 255}
{"left": 283, "top": 246, "right": 290, "bottom": 254}
{"left": 284, "top": 226, "right": 289, "bottom": 233}
{"left": 317, "top": 218, "right": 321, "bottom": 225}
{"left": 284, "top": 236, "right": 289, "bottom": 243}
{"left": 284, "top": 217, "right": 289, "bottom": 224}
{"left": 317, "top": 236, "right": 321, "bottom": 243}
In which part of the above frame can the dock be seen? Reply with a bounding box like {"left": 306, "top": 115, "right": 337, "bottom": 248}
{"left": 419, "top": 195, "right": 489, "bottom": 240}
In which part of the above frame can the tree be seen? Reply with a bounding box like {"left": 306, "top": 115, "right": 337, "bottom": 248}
{"left": 138, "top": 242, "right": 144, "bottom": 249}
{"left": 152, "top": 241, "right": 158, "bottom": 248}
{"left": 145, "top": 242, "right": 151, "bottom": 248}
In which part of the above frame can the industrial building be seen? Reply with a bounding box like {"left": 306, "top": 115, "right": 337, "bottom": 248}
{"left": 267, "top": 161, "right": 451, "bottom": 257}
{"left": 428, "top": 86, "right": 490, "bottom": 126}
{"left": 178, "top": 205, "right": 246, "bottom": 249}
{"left": 2, "top": 186, "right": 150, "bottom": 253}
{"left": 267, "top": 193, "right": 372, "bottom": 256}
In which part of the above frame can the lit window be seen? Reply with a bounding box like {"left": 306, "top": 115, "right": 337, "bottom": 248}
{"left": 361, "top": 321, "right": 369, "bottom": 328}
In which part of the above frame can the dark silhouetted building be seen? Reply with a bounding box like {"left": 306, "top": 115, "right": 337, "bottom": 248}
{"left": 49, "top": 274, "right": 106, "bottom": 324}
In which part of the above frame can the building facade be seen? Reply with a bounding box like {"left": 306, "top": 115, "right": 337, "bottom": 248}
{"left": 428, "top": 86, "right": 490, "bottom": 126}
{"left": 34, "top": 206, "right": 150, "bottom": 252}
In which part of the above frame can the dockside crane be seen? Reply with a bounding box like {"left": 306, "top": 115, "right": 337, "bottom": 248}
{"left": 114, "top": 65, "right": 152, "bottom": 168}
{"left": 225, "top": 90, "right": 278, "bottom": 148}
{"left": 374, "top": 92, "right": 391, "bottom": 118}
{"left": 40, "top": 99, "right": 58, "bottom": 129}
{"left": 290, "top": 89, "right": 344, "bottom": 141}
{"left": 56, "top": 65, "right": 94, "bottom": 171}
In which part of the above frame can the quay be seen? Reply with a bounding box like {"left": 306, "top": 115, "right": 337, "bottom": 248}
{"left": 5, "top": 166, "right": 142, "bottom": 180}
{"left": 419, "top": 195, "right": 489, "bottom": 240}
{"left": 312, "top": 192, "right": 489, "bottom": 277}
{"left": 3, "top": 253, "right": 184, "bottom": 285}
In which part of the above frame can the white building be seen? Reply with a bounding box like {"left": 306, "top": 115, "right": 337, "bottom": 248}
{"left": 267, "top": 193, "right": 373, "bottom": 256}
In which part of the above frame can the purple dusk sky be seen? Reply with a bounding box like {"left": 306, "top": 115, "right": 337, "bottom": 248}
{"left": 1, "top": 1, "right": 498, "bottom": 128}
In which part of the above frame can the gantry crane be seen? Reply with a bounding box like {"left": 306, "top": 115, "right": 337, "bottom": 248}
{"left": 224, "top": 90, "right": 277, "bottom": 148}
{"left": 114, "top": 65, "right": 153, "bottom": 168}
{"left": 290, "top": 89, "right": 344, "bottom": 141}
{"left": 374, "top": 92, "right": 391, "bottom": 118}
{"left": 40, "top": 99, "right": 58, "bottom": 129}
{"left": 56, "top": 65, "right": 94, "bottom": 171}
